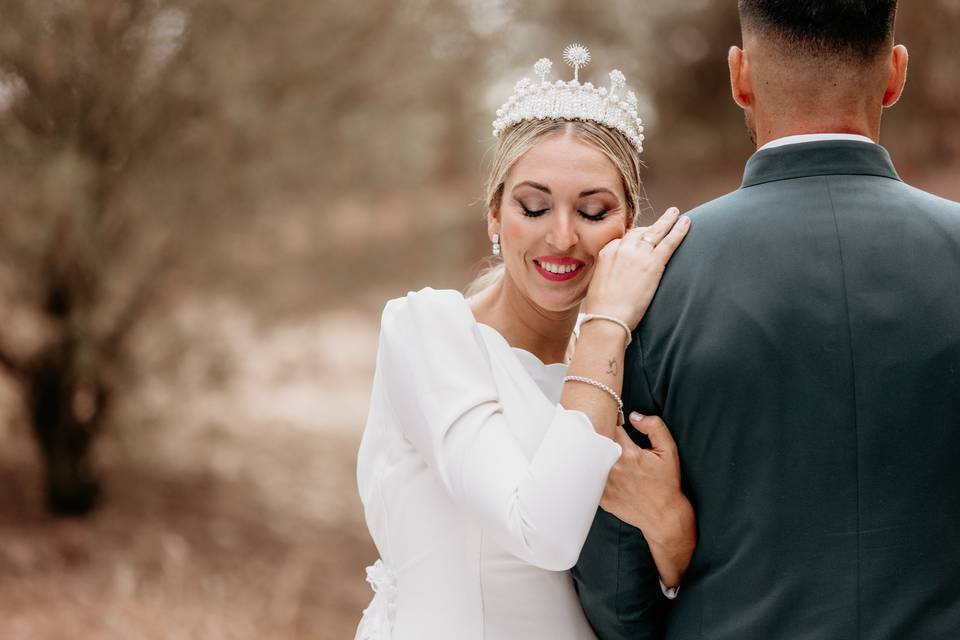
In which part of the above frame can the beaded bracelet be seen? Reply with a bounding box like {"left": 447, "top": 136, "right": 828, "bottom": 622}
{"left": 563, "top": 375, "right": 625, "bottom": 426}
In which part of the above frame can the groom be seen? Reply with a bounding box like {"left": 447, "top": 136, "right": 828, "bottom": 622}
{"left": 574, "top": 1, "right": 960, "bottom": 638}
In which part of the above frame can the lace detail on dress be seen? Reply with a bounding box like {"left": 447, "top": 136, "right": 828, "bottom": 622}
{"left": 355, "top": 559, "right": 398, "bottom": 640}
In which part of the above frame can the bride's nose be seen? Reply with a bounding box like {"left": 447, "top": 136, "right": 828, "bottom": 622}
{"left": 546, "top": 212, "right": 579, "bottom": 252}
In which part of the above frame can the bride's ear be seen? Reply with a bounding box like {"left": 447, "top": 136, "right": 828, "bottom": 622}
{"left": 487, "top": 207, "right": 500, "bottom": 240}
{"left": 728, "top": 45, "right": 753, "bottom": 110}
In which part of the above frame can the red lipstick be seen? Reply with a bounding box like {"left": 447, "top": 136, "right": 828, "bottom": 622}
{"left": 533, "top": 256, "right": 586, "bottom": 282}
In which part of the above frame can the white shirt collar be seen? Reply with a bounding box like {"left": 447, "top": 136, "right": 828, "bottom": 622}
{"left": 759, "top": 133, "right": 876, "bottom": 151}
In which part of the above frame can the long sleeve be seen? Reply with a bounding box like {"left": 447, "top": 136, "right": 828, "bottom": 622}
{"left": 572, "top": 334, "right": 667, "bottom": 638}
{"left": 377, "top": 288, "right": 622, "bottom": 571}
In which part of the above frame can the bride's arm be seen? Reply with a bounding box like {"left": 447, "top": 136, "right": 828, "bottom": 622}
{"left": 560, "top": 319, "right": 628, "bottom": 439}
{"left": 378, "top": 288, "right": 622, "bottom": 571}
{"left": 557, "top": 211, "right": 696, "bottom": 589}
{"left": 563, "top": 318, "right": 696, "bottom": 589}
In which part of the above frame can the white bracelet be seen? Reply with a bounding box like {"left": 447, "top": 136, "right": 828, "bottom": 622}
{"left": 563, "top": 375, "right": 625, "bottom": 426}
{"left": 576, "top": 313, "right": 632, "bottom": 347}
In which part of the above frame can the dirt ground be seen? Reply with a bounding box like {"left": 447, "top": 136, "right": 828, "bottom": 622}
{"left": 0, "top": 300, "right": 383, "bottom": 640}
{"left": 0, "top": 431, "right": 375, "bottom": 640}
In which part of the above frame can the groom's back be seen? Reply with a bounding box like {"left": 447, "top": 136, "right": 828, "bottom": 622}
{"left": 639, "top": 141, "right": 960, "bottom": 638}
{"left": 573, "top": 3, "right": 960, "bottom": 637}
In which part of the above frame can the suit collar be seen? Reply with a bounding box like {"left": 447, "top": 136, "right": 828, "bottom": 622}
{"left": 758, "top": 133, "right": 875, "bottom": 150}
{"left": 741, "top": 140, "right": 902, "bottom": 189}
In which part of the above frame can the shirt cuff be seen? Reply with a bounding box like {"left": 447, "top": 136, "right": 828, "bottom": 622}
{"left": 659, "top": 579, "right": 680, "bottom": 600}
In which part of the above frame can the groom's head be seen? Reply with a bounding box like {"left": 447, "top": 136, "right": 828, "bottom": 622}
{"left": 729, "top": 0, "right": 908, "bottom": 147}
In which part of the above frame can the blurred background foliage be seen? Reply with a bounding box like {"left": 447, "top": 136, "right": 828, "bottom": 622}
{"left": 0, "top": 1, "right": 957, "bottom": 637}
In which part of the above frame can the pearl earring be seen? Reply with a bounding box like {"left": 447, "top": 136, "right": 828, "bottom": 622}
{"left": 491, "top": 233, "right": 501, "bottom": 257}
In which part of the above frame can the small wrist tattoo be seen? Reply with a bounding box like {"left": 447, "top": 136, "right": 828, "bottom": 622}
{"left": 607, "top": 359, "right": 619, "bottom": 375}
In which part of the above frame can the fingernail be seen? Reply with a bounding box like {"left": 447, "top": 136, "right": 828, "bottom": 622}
{"left": 680, "top": 215, "right": 691, "bottom": 227}
{"left": 669, "top": 207, "right": 680, "bottom": 215}
{"left": 630, "top": 412, "right": 644, "bottom": 421}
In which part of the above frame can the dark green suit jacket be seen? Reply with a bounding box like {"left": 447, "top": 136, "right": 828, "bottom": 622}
{"left": 573, "top": 141, "right": 960, "bottom": 639}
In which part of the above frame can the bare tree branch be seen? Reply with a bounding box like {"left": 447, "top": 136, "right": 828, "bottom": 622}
{"left": 98, "top": 242, "right": 178, "bottom": 366}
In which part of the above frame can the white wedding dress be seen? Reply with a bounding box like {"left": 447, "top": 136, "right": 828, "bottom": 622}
{"left": 355, "top": 288, "right": 622, "bottom": 639}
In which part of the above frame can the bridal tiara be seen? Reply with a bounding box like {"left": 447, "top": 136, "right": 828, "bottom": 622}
{"left": 492, "top": 43, "right": 645, "bottom": 153}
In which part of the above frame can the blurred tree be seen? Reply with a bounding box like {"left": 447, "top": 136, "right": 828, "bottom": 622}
{"left": 642, "top": 1, "right": 749, "bottom": 172}
{"left": 633, "top": 0, "right": 960, "bottom": 173}
{"left": 0, "top": 0, "right": 205, "bottom": 515}
{"left": 0, "top": 0, "right": 486, "bottom": 516}
{"left": 882, "top": 0, "right": 960, "bottom": 165}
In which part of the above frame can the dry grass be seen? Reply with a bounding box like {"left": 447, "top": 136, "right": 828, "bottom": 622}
{"left": 0, "top": 424, "right": 376, "bottom": 640}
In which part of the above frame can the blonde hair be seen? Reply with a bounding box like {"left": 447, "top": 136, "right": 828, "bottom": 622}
{"left": 464, "top": 119, "right": 646, "bottom": 297}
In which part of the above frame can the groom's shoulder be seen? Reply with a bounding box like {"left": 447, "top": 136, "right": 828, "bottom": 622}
{"left": 650, "top": 188, "right": 749, "bottom": 280}
{"left": 683, "top": 174, "right": 960, "bottom": 226}
{"left": 685, "top": 188, "right": 745, "bottom": 219}
{"left": 678, "top": 186, "right": 754, "bottom": 235}
{"left": 899, "top": 181, "right": 960, "bottom": 215}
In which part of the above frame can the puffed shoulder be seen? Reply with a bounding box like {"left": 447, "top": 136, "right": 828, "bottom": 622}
{"left": 380, "top": 287, "right": 480, "bottom": 348}
{"left": 378, "top": 287, "right": 493, "bottom": 401}
{"left": 382, "top": 287, "right": 471, "bottom": 321}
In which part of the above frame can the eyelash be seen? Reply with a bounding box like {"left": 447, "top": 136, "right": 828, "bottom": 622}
{"left": 519, "top": 204, "right": 608, "bottom": 221}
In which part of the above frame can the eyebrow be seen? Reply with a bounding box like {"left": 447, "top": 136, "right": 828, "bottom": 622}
{"left": 514, "top": 181, "right": 617, "bottom": 199}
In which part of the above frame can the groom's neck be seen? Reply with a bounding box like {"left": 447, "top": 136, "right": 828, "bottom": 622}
{"left": 742, "top": 37, "right": 888, "bottom": 149}
{"left": 752, "top": 111, "right": 880, "bottom": 149}
{"left": 749, "top": 80, "right": 883, "bottom": 148}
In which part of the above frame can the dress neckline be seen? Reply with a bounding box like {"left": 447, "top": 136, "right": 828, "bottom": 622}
{"left": 476, "top": 322, "right": 570, "bottom": 372}
{"left": 476, "top": 322, "right": 569, "bottom": 400}
{"left": 453, "top": 290, "right": 570, "bottom": 370}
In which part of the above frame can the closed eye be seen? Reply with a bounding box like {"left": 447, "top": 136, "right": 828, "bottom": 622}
{"left": 520, "top": 204, "right": 549, "bottom": 217}
{"left": 579, "top": 210, "right": 608, "bottom": 221}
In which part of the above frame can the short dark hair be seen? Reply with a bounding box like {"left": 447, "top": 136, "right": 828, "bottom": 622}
{"left": 738, "top": 0, "right": 897, "bottom": 60}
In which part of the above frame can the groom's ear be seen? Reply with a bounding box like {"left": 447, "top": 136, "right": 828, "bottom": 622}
{"left": 728, "top": 46, "right": 753, "bottom": 110}
{"left": 882, "top": 45, "right": 909, "bottom": 108}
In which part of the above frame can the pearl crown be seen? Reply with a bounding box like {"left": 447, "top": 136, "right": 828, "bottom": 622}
{"left": 492, "top": 44, "right": 645, "bottom": 153}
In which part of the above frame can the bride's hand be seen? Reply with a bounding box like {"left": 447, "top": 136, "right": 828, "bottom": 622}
{"left": 600, "top": 413, "right": 696, "bottom": 588}
{"left": 583, "top": 207, "right": 690, "bottom": 330}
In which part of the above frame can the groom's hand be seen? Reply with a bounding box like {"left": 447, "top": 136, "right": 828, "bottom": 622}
{"left": 601, "top": 413, "right": 696, "bottom": 588}
{"left": 600, "top": 414, "right": 682, "bottom": 532}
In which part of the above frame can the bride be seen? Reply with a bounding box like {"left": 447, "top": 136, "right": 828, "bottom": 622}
{"left": 356, "top": 45, "right": 696, "bottom": 639}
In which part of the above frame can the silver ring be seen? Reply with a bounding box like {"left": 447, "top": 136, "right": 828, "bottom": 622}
{"left": 640, "top": 234, "right": 657, "bottom": 248}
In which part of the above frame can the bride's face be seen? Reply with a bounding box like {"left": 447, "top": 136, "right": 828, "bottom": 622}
{"left": 492, "top": 133, "right": 629, "bottom": 313}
